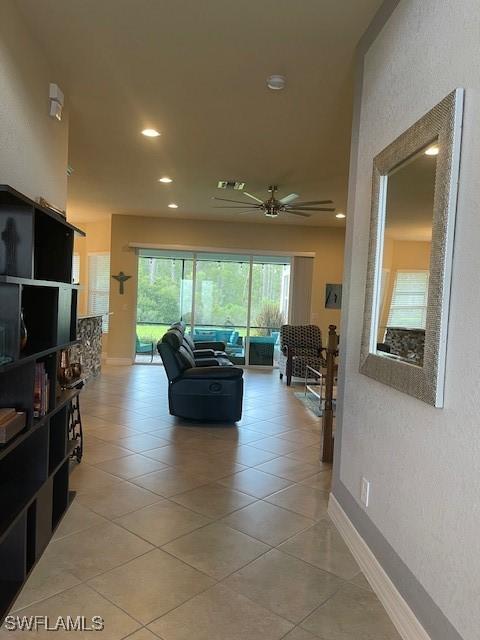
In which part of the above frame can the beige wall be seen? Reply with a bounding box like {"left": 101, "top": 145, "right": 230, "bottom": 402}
{"left": 0, "top": 0, "right": 69, "bottom": 210}
{"left": 107, "top": 214, "right": 345, "bottom": 361}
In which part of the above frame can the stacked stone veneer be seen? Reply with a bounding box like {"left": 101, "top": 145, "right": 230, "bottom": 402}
{"left": 70, "top": 316, "right": 103, "bottom": 380}
{"left": 384, "top": 327, "right": 425, "bottom": 367}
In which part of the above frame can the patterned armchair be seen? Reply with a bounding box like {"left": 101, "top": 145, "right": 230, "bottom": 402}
{"left": 278, "top": 324, "right": 326, "bottom": 385}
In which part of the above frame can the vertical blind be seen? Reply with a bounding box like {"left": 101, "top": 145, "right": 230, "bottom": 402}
{"left": 72, "top": 254, "right": 80, "bottom": 285}
{"left": 289, "top": 256, "right": 314, "bottom": 324}
{"left": 387, "top": 270, "right": 429, "bottom": 329}
{"left": 88, "top": 253, "right": 111, "bottom": 332}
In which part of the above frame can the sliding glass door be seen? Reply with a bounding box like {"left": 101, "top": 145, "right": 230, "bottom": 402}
{"left": 135, "top": 249, "right": 291, "bottom": 365}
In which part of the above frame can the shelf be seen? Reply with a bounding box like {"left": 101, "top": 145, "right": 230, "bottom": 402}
{"left": 49, "top": 407, "right": 67, "bottom": 474}
{"left": 0, "top": 388, "right": 79, "bottom": 462}
{"left": 34, "top": 210, "right": 75, "bottom": 283}
{"left": 0, "top": 340, "right": 80, "bottom": 373}
{"left": 0, "top": 184, "right": 81, "bottom": 622}
{"left": 0, "top": 275, "right": 80, "bottom": 288}
{"left": 21, "top": 285, "right": 58, "bottom": 355}
{"left": 0, "top": 185, "right": 85, "bottom": 237}
{"left": 0, "top": 424, "right": 48, "bottom": 543}
{"left": 52, "top": 460, "right": 69, "bottom": 531}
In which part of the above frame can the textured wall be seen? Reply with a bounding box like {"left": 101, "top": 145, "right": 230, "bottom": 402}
{"left": 0, "top": 0, "right": 68, "bottom": 210}
{"left": 107, "top": 214, "right": 345, "bottom": 360}
{"left": 335, "top": 1, "right": 480, "bottom": 638}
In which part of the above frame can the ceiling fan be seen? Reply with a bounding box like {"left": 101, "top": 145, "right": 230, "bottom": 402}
{"left": 212, "top": 185, "right": 335, "bottom": 218}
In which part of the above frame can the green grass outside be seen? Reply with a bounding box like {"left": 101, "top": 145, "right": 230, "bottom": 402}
{"left": 136, "top": 324, "right": 170, "bottom": 344}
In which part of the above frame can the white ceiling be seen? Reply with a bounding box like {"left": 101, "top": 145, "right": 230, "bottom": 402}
{"left": 17, "top": 0, "right": 382, "bottom": 226}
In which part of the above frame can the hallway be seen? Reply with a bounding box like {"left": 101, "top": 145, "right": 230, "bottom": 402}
{"left": 6, "top": 367, "right": 399, "bottom": 639}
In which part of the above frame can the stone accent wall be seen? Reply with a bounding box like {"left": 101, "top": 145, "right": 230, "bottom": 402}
{"left": 385, "top": 327, "right": 425, "bottom": 367}
{"left": 70, "top": 316, "right": 103, "bottom": 380}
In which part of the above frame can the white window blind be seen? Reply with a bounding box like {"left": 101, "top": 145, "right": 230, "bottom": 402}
{"left": 387, "top": 271, "right": 429, "bottom": 329}
{"left": 88, "top": 253, "right": 110, "bottom": 332}
{"left": 72, "top": 254, "right": 80, "bottom": 284}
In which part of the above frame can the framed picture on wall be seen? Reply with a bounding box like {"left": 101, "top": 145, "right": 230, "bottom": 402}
{"left": 325, "top": 283, "right": 342, "bottom": 309}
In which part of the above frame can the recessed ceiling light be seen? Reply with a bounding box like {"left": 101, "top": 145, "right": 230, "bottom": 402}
{"left": 425, "top": 144, "right": 439, "bottom": 156}
{"left": 168, "top": 203, "right": 178, "bottom": 209}
{"left": 159, "top": 177, "right": 173, "bottom": 183}
{"left": 335, "top": 212, "right": 346, "bottom": 219}
{"left": 267, "top": 75, "right": 286, "bottom": 90}
{"left": 141, "top": 128, "right": 160, "bottom": 137}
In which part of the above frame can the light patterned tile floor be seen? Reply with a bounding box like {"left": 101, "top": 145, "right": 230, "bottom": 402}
{"left": 3, "top": 366, "right": 400, "bottom": 640}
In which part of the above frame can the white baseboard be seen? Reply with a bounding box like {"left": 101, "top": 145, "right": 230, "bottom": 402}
{"left": 328, "top": 494, "right": 431, "bottom": 640}
{"left": 105, "top": 357, "right": 133, "bottom": 366}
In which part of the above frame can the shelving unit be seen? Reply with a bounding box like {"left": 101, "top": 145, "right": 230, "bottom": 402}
{"left": 0, "top": 185, "right": 85, "bottom": 621}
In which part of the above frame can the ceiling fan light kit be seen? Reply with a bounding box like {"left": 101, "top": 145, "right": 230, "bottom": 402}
{"left": 212, "top": 185, "right": 335, "bottom": 219}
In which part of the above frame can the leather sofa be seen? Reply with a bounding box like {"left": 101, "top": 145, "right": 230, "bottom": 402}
{"left": 170, "top": 321, "right": 231, "bottom": 364}
{"left": 157, "top": 327, "right": 243, "bottom": 422}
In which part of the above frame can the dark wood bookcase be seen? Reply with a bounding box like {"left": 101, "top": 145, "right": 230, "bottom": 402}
{"left": 0, "top": 185, "right": 85, "bottom": 620}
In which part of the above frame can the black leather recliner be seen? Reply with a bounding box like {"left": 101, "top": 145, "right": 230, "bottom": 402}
{"left": 170, "top": 321, "right": 231, "bottom": 365}
{"left": 158, "top": 329, "right": 243, "bottom": 422}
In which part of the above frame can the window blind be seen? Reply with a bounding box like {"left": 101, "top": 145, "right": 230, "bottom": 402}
{"left": 387, "top": 271, "right": 429, "bottom": 329}
{"left": 88, "top": 253, "right": 111, "bottom": 332}
{"left": 72, "top": 253, "right": 80, "bottom": 285}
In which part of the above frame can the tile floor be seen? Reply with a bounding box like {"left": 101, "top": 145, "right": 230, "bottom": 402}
{"left": 3, "top": 366, "right": 400, "bottom": 640}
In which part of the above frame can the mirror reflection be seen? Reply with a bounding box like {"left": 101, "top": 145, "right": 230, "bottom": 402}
{"left": 375, "top": 141, "right": 438, "bottom": 366}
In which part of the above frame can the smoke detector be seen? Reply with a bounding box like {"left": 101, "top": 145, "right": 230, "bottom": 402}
{"left": 267, "top": 75, "right": 286, "bottom": 91}
{"left": 217, "top": 181, "right": 245, "bottom": 190}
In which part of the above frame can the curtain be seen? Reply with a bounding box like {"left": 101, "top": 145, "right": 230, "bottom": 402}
{"left": 289, "top": 256, "right": 314, "bottom": 324}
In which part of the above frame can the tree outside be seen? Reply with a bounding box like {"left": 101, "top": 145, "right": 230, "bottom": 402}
{"left": 136, "top": 256, "right": 290, "bottom": 344}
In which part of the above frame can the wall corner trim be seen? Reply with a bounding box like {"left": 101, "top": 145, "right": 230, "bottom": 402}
{"left": 328, "top": 494, "right": 431, "bottom": 640}
{"left": 105, "top": 357, "right": 133, "bottom": 366}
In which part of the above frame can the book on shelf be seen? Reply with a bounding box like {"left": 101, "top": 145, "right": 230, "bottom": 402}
{"left": 33, "top": 362, "right": 50, "bottom": 418}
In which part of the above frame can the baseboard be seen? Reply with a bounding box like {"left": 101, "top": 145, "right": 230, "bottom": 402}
{"left": 328, "top": 494, "right": 431, "bottom": 640}
{"left": 105, "top": 357, "right": 133, "bottom": 365}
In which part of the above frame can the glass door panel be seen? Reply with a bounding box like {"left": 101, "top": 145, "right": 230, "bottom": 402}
{"left": 193, "top": 254, "right": 249, "bottom": 364}
{"left": 249, "top": 258, "right": 291, "bottom": 366}
{"left": 136, "top": 256, "right": 193, "bottom": 361}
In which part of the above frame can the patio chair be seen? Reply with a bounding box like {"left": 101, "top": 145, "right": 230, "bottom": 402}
{"left": 136, "top": 334, "right": 154, "bottom": 362}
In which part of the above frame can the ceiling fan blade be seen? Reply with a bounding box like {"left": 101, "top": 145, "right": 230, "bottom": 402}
{"left": 279, "top": 193, "right": 299, "bottom": 205}
{"left": 288, "top": 200, "right": 333, "bottom": 206}
{"left": 243, "top": 192, "right": 264, "bottom": 204}
{"left": 212, "top": 196, "right": 255, "bottom": 205}
{"left": 286, "top": 207, "right": 335, "bottom": 212}
{"left": 212, "top": 205, "right": 261, "bottom": 209}
{"left": 286, "top": 211, "right": 311, "bottom": 218}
